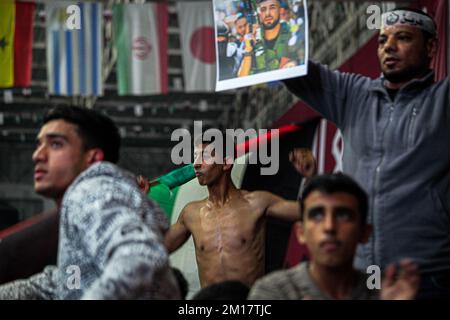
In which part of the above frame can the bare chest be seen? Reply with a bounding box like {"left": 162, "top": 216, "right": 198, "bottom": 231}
{"left": 191, "top": 200, "right": 265, "bottom": 253}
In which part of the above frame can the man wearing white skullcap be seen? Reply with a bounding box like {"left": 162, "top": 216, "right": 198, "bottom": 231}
{"left": 283, "top": 7, "right": 450, "bottom": 299}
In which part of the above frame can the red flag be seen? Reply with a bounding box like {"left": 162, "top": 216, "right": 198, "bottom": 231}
{"left": 14, "top": 2, "right": 35, "bottom": 87}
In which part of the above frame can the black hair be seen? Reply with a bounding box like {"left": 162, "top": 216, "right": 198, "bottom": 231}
{"left": 300, "top": 173, "right": 368, "bottom": 225}
{"left": 235, "top": 12, "right": 247, "bottom": 22}
{"left": 191, "top": 280, "right": 249, "bottom": 300}
{"left": 194, "top": 131, "right": 236, "bottom": 162}
{"left": 43, "top": 106, "right": 120, "bottom": 164}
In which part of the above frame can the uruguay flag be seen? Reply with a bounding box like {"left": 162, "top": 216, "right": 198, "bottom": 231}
{"left": 46, "top": 2, "right": 103, "bottom": 96}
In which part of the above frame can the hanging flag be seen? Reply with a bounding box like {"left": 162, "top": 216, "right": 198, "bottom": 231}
{"left": 46, "top": 1, "right": 103, "bottom": 96}
{"left": 0, "top": 1, "right": 35, "bottom": 88}
{"left": 177, "top": 1, "right": 215, "bottom": 92}
{"left": 113, "top": 3, "right": 168, "bottom": 95}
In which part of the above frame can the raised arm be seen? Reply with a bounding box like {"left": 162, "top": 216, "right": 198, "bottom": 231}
{"left": 267, "top": 196, "right": 300, "bottom": 222}
{"left": 289, "top": 148, "right": 317, "bottom": 198}
{"left": 254, "top": 149, "right": 315, "bottom": 221}
{"left": 289, "top": 148, "right": 316, "bottom": 180}
{"left": 164, "top": 206, "right": 192, "bottom": 254}
{"left": 283, "top": 61, "right": 371, "bottom": 128}
{"left": 253, "top": 191, "right": 300, "bottom": 222}
{"left": 237, "top": 36, "right": 254, "bottom": 77}
{"left": 238, "top": 24, "right": 258, "bottom": 77}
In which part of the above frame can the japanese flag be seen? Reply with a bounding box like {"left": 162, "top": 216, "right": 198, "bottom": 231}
{"left": 177, "top": 1, "right": 216, "bottom": 92}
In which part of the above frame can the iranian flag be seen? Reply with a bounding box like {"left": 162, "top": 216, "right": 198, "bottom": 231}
{"left": 177, "top": 1, "right": 215, "bottom": 92}
{"left": 113, "top": 3, "right": 168, "bottom": 95}
{"left": 0, "top": 1, "right": 34, "bottom": 88}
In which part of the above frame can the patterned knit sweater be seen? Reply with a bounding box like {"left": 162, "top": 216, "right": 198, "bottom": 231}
{"left": 0, "top": 162, "right": 180, "bottom": 299}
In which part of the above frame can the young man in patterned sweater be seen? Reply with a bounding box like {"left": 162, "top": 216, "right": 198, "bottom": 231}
{"left": 0, "top": 106, "right": 180, "bottom": 299}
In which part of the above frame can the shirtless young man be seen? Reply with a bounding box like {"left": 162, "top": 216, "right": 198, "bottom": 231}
{"left": 163, "top": 138, "right": 315, "bottom": 288}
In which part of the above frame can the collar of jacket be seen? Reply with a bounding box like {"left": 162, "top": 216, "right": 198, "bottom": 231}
{"left": 368, "top": 69, "right": 435, "bottom": 95}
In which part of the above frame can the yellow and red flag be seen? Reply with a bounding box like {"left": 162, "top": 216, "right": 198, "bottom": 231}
{"left": 0, "top": 1, "right": 35, "bottom": 88}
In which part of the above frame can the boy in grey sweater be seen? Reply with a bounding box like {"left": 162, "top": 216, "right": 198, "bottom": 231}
{"left": 249, "top": 173, "right": 419, "bottom": 300}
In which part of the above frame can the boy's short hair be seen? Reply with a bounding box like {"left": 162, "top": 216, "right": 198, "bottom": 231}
{"left": 300, "top": 173, "right": 368, "bottom": 225}
{"left": 194, "top": 131, "right": 236, "bottom": 162}
{"left": 192, "top": 280, "right": 249, "bottom": 300}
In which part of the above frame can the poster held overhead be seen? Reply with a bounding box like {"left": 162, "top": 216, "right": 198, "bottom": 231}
{"left": 213, "top": 0, "right": 309, "bottom": 91}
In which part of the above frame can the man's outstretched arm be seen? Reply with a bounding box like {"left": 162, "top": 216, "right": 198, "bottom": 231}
{"left": 254, "top": 191, "right": 300, "bottom": 222}
{"left": 237, "top": 31, "right": 255, "bottom": 77}
{"left": 268, "top": 198, "right": 300, "bottom": 221}
{"left": 255, "top": 148, "right": 317, "bottom": 221}
{"left": 283, "top": 61, "right": 370, "bottom": 128}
